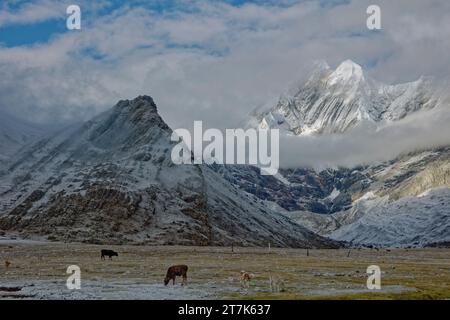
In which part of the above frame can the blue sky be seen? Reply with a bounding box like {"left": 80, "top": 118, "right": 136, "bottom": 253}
{"left": 0, "top": 18, "right": 62, "bottom": 46}
{"left": 0, "top": 0, "right": 284, "bottom": 46}
{"left": 0, "top": 0, "right": 351, "bottom": 47}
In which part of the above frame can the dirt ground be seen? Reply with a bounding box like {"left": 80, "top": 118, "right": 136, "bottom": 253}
{"left": 0, "top": 241, "right": 449, "bottom": 300}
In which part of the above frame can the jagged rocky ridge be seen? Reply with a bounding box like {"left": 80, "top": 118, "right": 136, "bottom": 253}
{"left": 0, "top": 96, "right": 339, "bottom": 248}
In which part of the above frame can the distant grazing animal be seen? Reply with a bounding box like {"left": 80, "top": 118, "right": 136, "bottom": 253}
{"left": 269, "top": 274, "right": 285, "bottom": 292}
{"left": 5, "top": 260, "right": 11, "bottom": 268}
{"left": 240, "top": 271, "right": 253, "bottom": 288}
{"left": 164, "top": 265, "right": 188, "bottom": 286}
{"left": 101, "top": 249, "right": 118, "bottom": 260}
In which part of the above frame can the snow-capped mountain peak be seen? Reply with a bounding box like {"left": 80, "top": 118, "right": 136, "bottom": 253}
{"left": 328, "top": 60, "right": 364, "bottom": 86}
{"left": 250, "top": 60, "right": 441, "bottom": 135}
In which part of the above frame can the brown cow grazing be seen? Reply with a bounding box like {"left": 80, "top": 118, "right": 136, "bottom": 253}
{"left": 240, "top": 270, "right": 253, "bottom": 288}
{"left": 164, "top": 265, "right": 188, "bottom": 286}
{"left": 5, "top": 260, "right": 11, "bottom": 269}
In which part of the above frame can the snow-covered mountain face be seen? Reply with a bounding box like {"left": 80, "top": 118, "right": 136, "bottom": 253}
{"left": 251, "top": 60, "right": 441, "bottom": 135}
{"left": 213, "top": 164, "right": 355, "bottom": 214}
{"left": 0, "top": 96, "right": 338, "bottom": 248}
{"left": 324, "top": 148, "right": 450, "bottom": 247}
{"left": 215, "top": 146, "right": 450, "bottom": 248}
{"left": 0, "top": 111, "right": 47, "bottom": 164}
{"left": 330, "top": 188, "right": 450, "bottom": 248}
{"left": 234, "top": 59, "right": 450, "bottom": 248}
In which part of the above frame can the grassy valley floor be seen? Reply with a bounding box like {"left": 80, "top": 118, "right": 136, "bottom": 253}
{"left": 0, "top": 242, "right": 449, "bottom": 300}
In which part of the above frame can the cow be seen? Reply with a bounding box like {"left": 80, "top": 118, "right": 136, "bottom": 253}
{"left": 101, "top": 249, "right": 118, "bottom": 260}
{"left": 5, "top": 260, "right": 11, "bottom": 269}
{"left": 240, "top": 270, "right": 253, "bottom": 288}
{"left": 164, "top": 265, "right": 188, "bottom": 286}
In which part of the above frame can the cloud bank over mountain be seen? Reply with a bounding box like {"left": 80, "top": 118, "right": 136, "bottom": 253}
{"left": 1, "top": 0, "right": 450, "bottom": 129}
{"left": 279, "top": 106, "right": 450, "bottom": 169}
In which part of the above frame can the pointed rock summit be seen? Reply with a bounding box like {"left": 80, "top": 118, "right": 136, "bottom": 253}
{"left": 115, "top": 95, "right": 158, "bottom": 114}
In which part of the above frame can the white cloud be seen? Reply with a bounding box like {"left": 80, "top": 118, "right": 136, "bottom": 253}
{"left": 0, "top": 0, "right": 450, "bottom": 167}
{"left": 279, "top": 105, "right": 450, "bottom": 170}
{"left": 0, "top": 0, "right": 63, "bottom": 27}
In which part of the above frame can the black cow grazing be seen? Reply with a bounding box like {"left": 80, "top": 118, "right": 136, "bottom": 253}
{"left": 164, "top": 265, "right": 188, "bottom": 286}
{"left": 101, "top": 249, "right": 118, "bottom": 260}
